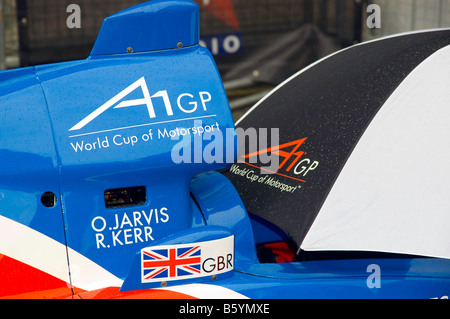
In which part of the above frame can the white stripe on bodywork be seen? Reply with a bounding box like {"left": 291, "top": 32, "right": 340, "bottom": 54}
{"left": 0, "top": 215, "right": 122, "bottom": 290}
{"left": 158, "top": 283, "right": 249, "bottom": 299}
{"left": 0, "top": 215, "right": 248, "bottom": 297}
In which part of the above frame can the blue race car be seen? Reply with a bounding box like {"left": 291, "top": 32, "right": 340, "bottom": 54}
{"left": 0, "top": 0, "right": 449, "bottom": 299}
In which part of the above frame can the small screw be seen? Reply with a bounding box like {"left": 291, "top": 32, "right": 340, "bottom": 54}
{"left": 126, "top": 47, "right": 133, "bottom": 53}
{"left": 211, "top": 275, "right": 217, "bottom": 281}
{"left": 161, "top": 281, "right": 167, "bottom": 287}
{"left": 177, "top": 42, "right": 183, "bottom": 48}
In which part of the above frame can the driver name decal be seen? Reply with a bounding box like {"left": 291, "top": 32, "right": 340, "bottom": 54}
{"left": 91, "top": 207, "right": 170, "bottom": 249}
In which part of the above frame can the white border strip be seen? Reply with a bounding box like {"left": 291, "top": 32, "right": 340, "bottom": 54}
{"left": 159, "top": 283, "right": 249, "bottom": 299}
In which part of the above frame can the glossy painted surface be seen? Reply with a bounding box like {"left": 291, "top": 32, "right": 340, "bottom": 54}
{"left": 0, "top": 0, "right": 236, "bottom": 295}
{"left": 1, "top": 0, "right": 449, "bottom": 299}
{"left": 0, "top": 68, "right": 71, "bottom": 297}
{"left": 91, "top": 0, "right": 199, "bottom": 55}
{"left": 220, "top": 259, "right": 450, "bottom": 299}
{"left": 35, "top": 44, "right": 235, "bottom": 286}
{"left": 0, "top": 67, "right": 63, "bottom": 241}
{"left": 190, "top": 171, "right": 258, "bottom": 267}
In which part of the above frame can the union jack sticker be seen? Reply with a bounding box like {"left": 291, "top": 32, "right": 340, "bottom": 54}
{"left": 141, "top": 235, "right": 234, "bottom": 283}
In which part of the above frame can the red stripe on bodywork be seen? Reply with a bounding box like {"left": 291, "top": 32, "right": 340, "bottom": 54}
{"left": 0, "top": 253, "right": 73, "bottom": 298}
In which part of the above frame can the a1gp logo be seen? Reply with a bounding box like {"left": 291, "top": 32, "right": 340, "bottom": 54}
{"left": 69, "top": 77, "right": 212, "bottom": 131}
{"left": 241, "top": 136, "right": 319, "bottom": 177}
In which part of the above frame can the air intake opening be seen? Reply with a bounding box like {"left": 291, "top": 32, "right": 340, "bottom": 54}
{"left": 104, "top": 186, "right": 146, "bottom": 209}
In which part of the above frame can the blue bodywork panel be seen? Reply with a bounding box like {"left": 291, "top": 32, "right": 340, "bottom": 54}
{"left": 0, "top": 67, "right": 65, "bottom": 242}
{"left": 0, "top": 0, "right": 449, "bottom": 299}
{"left": 91, "top": 0, "right": 199, "bottom": 55}
{"left": 36, "top": 46, "right": 235, "bottom": 280}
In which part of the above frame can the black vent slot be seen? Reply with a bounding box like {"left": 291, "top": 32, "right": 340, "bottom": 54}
{"left": 104, "top": 186, "right": 146, "bottom": 209}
